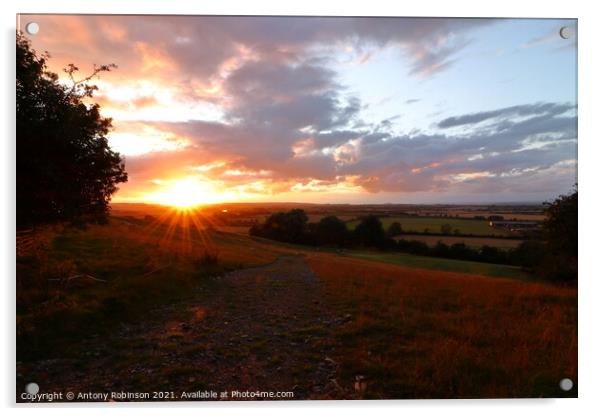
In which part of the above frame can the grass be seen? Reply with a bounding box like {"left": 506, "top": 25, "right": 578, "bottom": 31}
{"left": 345, "top": 250, "right": 531, "bottom": 280}
{"left": 347, "top": 216, "right": 509, "bottom": 236}
{"left": 17, "top": 204, "right": 576, "bottom": 399}
{"left": 396, "top": 235, "right": 524, "bottom": 249}
{"left": 306, "top": 253, "right": 577, "bottom": 398}
{"left": 247, "top": 233, "right": 529, "bottom": 279}
{"left": 16, "top": 214, "right": 290, "bottom": 361}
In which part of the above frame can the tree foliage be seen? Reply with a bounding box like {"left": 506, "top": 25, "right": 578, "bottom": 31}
{"left": 17, "top": 33, "right": 127, "bottom": 227}
{"left": 353, "top": 215, "right": 387, "bottom": 247}
{"left": 316, "top": 215, "right": 349, "bottom": 246}
{"left": 538, "top": 188, "right": 578, "bottom": 281}
{"left": 386, "top": 222, "right": 403, "bottom": 237}
{"left": 440, "top": 223, "right": 453, "bottom": 235}
{"left": 250, "top": 209, "right": 309, "bottom": 243}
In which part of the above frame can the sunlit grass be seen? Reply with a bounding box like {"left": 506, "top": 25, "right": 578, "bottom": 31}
{"left": 306, "top": 253, "right": 577, "bottom": 398}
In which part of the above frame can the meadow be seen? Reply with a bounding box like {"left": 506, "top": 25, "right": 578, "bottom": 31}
{"left": 394, "top": 235, "right": 524, "bottom": 249}
{"left": 307, "top": 254, "right": 577, "bottom": 398}
{"left": 343, "top": 250, "right": 531, "bottom": 280}
{"left": 347, "top": 216, "right": 510, "bottom": 236}
{"left": 16, "top": 214, "right": 292, "bottom": 361}
{"left": 16, "top": 203, "right": 576, "bottom": 399}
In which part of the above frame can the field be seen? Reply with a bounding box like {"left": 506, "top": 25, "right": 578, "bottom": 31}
{"left": 16, "top": 214, "right": 294, "bottom": 361}
{"left": 307, "top": 254, "right": 576, "bottom": 398}
{"left": 347, "top": 216, "right": 509, "bottom": 236}
{"left": 344, "top": 251, "right": 531, "bottom": 280}
{"left": 16, "top": 203, "right": 576, "bottom": 400}
{"left": 395, "top": 235, "right": 524, "bottom": 249}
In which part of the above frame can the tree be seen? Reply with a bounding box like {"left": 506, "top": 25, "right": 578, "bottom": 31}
{"left": 440, "top": 223, "right": 453, "bottom": 235}
{"left": 17, "top": 34, "right": 127, "bottom": 227}
{"left": 513, "top": 240, "right": 545, "bottom": 269}
{"left": 354, "top": 215, "right": 386, "bottom": 247}
{"left": 252, "top": 209, "right": 309, "bottom": 243}
{"left": 538, "top": 188, "right": 578, "bottom": 281}
{"left": 386, "top": 222, "right": 403, "bottom": 237}
{"left": 316, "top": 215, "right": 349, "bottom": 246}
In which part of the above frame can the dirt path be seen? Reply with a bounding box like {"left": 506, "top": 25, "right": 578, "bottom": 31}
{"left": 17, "top": 255, "right": 354, "bottom": 401}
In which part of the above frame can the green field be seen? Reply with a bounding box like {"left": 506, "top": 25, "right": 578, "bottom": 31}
{"left": 347, "top": 216, "right": 508, "bottom": 236}
{"left": 344, "top": 250, "right": 531, "bottom": 280}
{"left": 395, "top": 235, "right": 524, "bottom": 249}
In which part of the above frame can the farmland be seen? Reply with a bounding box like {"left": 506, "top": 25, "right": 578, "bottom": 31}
{"left": 343, "top": 250, "right": 530, "bottom": 280}
{"left": 16, "top": 203, "right": 575, "bottom": 400}
{"left": 347, "top": 216, "right": 509, "bottom": 236}
{"left": 110, "top": 202, "right": 542, "bottom": 241}
{"left": 395, "top": 235, "right": 524, "bottom": 249}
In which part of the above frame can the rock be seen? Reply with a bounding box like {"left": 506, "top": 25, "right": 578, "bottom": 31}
{"left": 354, "top": 375, "right": 368, "bottom": 395}
{"left": 324, "top": 356, "right": 337, "bottom": 366}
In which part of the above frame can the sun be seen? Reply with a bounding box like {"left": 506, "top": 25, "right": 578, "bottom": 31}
{"left": 144, "top": 178, "right": 225, "bottom": 208}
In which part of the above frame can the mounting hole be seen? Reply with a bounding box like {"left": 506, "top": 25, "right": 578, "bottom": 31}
{"left": 25, "top": 382, "right": 39, "bottom": 395}
{"left": 559, "top": 26, "right": 573, "bottom": 40}
{"left": 559, "top": 378, "right": 573, "bottom": 391}
{"left": 25, "top": 22, "right": 39, "bottom": 35}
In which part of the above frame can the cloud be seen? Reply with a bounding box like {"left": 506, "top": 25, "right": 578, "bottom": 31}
{"left": 27, "top": 15, "right": 493, "bottom": 86}
{"left": 122, "top": 98, "right": 575, "bottom": 198}
{"left": 22, "top": 15, "right": 576, "bottom": 201}
{"left": 520, "top": 23, "right": 577, "bottom": 50}
{"left": 437, "top": 102, "right": 574, "bottom": 129}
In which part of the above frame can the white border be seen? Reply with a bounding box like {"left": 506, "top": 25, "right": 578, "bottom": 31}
{"left": 3, "top": 1, "right": 601, "bottom": 415}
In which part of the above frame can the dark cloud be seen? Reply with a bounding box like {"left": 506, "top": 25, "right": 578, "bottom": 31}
{"left": 27, "top": 15, "right": 494, "bottom": 85}
{"left": 437, "top": 102, "right": 574, "bottom": 128}
{"left": 24, "top": 15, "right": 576, "bottom": 200}
{"left": 133, "top": 98, "right": 575, "bottom": 196}
{"left": 224, "top": 60, "right": 359, "bottom": 131}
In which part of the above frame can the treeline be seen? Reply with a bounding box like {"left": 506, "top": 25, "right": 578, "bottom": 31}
{"left": 250, "top": 209, "right": 538, "bottom": 266}
{"left": 250, "top": 189, "right": 577, "bottom": 282}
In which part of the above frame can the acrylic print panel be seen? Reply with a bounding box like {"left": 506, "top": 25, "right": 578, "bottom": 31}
{"left": 16, "top": 14, "right": 577, "bottom": 402}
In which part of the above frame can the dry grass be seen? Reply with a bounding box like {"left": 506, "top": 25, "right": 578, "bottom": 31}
{"left": 16, "top": 205, "right": 576, "bottom": 398}
{"left": 16, "top": 214, "right": 292, "bottom": 361}
{"left": 306, "top": 253, "right": 577, "bottom": 398}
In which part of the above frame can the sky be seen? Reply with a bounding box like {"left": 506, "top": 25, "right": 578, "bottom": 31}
{"left": 20, "top": 15, "right": 577, "bottom": 205}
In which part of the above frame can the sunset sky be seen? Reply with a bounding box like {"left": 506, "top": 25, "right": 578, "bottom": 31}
{"left": 20, "top": 15, "right": 577, "bottom": 205}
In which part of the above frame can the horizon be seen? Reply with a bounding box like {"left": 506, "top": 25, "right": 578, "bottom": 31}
{"left": 23, "top": 15, "right": 577, "bottom": 206}
{"left": 110, "top": 199, "right": 548, "bottom": 207}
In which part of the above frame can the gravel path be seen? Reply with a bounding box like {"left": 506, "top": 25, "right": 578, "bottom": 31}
{"left": 17, "top": 255, "right": 354, "bottom": 401}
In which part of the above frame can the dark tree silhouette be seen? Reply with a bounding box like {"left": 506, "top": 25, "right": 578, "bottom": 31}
{"left": 250, "top": 209, "right": 309, "bottom": 243}
{"left": 316, "top": 215, "right": 349, "bottom": 246}
{"left": 354, "top": 215, "right": 387, "bottom": 247}
{"left": 386, "top": 221, "right": 403, "bottom": 237}
{"left": 16, "top": 34, "right": 127, "bottom": 227}
{"left": 539, "top": 188, "right": 578, "bottom": 281}
{"left": 440, "top": 223, "right": 453, "bottom": 235}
